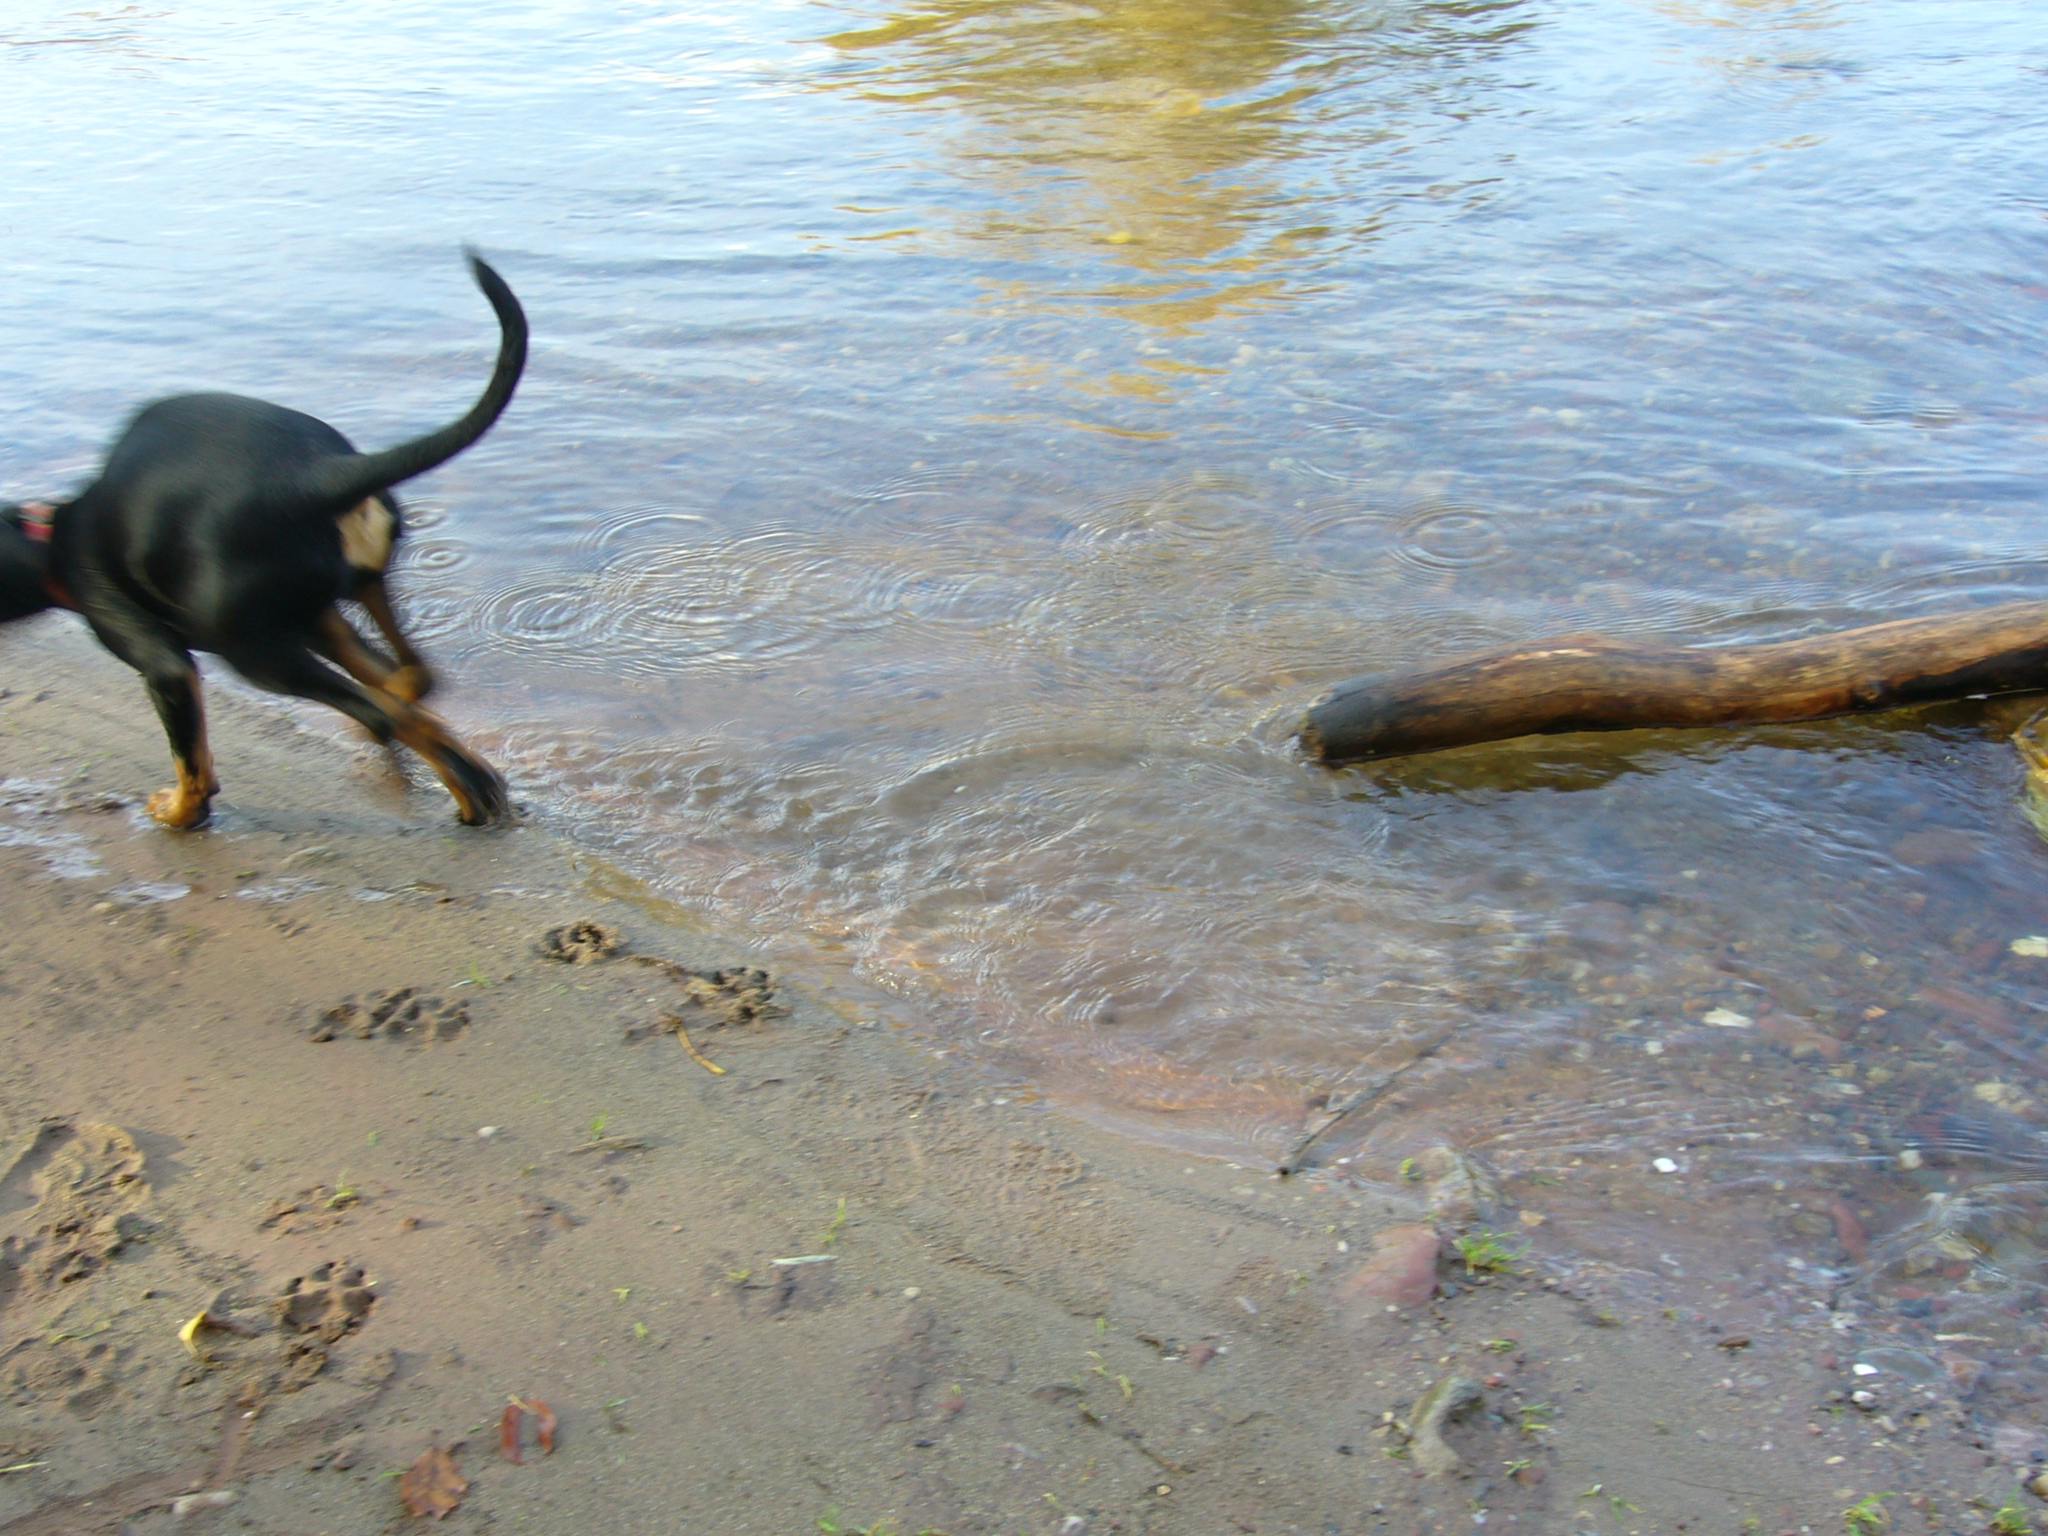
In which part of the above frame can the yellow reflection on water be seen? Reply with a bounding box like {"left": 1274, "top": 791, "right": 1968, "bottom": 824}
{"left": 813, "top": 0, "right": 1538, "bottom": 424}
{"left": 814, "top": 0, "right": 1363, "bottom": 413}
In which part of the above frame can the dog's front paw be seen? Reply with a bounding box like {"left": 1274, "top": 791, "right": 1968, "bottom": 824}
{"left": 453, "top": 761, "right": 510, "bottom": 826}
{"left": 146, "top": 784, "right": 213, "bottom": 830}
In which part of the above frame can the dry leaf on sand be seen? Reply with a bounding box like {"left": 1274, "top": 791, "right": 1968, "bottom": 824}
{"left": 501, "top": 1395, "right": 559, "bottom": 1463}
{"left": 399, "top": 1445, "right": 467, "bottom": 1519}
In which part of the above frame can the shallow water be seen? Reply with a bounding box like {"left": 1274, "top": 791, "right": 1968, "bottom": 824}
{"left": 6, "top": 0, "right": 2048, "bottom": 1323}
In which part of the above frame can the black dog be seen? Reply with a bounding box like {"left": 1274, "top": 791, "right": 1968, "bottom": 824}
{"left": 0, "top": 252, "right": 526, "bottom": 828}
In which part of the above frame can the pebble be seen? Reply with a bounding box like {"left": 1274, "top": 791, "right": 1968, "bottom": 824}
{"left": 1418, "top": 1146, "right": 1500, "bottom": 1222}
{"left": 1653, "top": 1157, "right": 1679, "bottom": 1174}
{"left": 902, "top": 1287, "right": 921, "bottom": 1299}
{"left": 1702, "top": 1008, "right": 1752, "bottom": 1029}
{"left": 1407, "top": 1375, "right": 1484, "bottom": 1477}
{"left": 478, "top": 1126, "right": 501, "bottom": 1139}
{"left": 1973, "top": 1081, "right": 2036, "bottom": 1115}
{"left": 1337, "top": 1224, "right": 1442, "bottom": 1311}
{"left": 170, "top": 1491, "right": 238, "bottom": 1518}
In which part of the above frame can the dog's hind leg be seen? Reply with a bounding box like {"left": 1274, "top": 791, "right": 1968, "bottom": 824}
{"left": 319, "top": 605, "right": 405, "bottom": 694}
{"left": 73, "top": 585, "right": 218, "bottom": 828}
{"left": 353, "top": 574, "right": 434, "bottom": 703}
{"left": 142, "top": 670, "right": 219, "bottom": 829}
{"left": 233, "top": 629, "right": 508, "bottom": 826}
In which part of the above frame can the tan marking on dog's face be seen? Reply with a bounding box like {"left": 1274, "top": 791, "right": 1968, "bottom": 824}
{"left": 337, "top": 497, "right": 397, "bottom": 575}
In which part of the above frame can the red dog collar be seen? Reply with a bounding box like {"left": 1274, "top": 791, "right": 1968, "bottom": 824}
{"left": 13, "top": 502, "right": 72, "bottom": 608}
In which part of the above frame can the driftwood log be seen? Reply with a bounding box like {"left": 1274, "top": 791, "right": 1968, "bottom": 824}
{"left": 1300, "top": 601, "right": 2048, "bottom": 765}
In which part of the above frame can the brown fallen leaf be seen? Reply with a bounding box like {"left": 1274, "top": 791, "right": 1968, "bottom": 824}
{"left": 399, "top": 1444, "right": 467, "bottom": 1520}
{"left": 502, "top": 1395, "right": 558, "bottom": 1461}
{"left": 520, "top": 1396, "right": 558, "bottom": 1455}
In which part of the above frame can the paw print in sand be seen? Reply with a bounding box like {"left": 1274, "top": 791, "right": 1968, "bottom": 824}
{"left": 277, "top": 1261, "right": 376, "bottom": 1344}
{"left": 310, "top": 987, "right": 468, "bottom": 1044}
{"left": 536, "top": 919, "right": 623, "bottom": 964}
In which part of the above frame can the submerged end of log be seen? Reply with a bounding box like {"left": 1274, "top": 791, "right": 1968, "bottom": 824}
{"left": 1301, "top": 602, "right": 2048, "bottom": 766}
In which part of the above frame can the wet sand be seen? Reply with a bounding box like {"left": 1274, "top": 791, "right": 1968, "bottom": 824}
{"left": 0, "top": 616, "right": 2022, "bottom": 1536}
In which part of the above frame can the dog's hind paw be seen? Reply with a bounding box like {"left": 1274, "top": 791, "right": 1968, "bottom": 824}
{"left": 146, "top": 783, "right": 214, "bottom": 829}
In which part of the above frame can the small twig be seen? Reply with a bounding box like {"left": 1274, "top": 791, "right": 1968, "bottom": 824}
{"left": 566, "top": 1135, "right": 652, "bottom": 1155}
{"left": 663, "top": 1012, "right": 726, "bottom": 1075}
{"left": 0, "top": 1461, "right": 48, "bottom": 1476}
{"left": 1276, "top": 1037, "right": 1449, "bottom": 1175}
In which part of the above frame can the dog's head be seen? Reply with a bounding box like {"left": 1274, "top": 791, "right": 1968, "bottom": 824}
{"left": 0, "top": 502, "right": 60, "bottom": 621}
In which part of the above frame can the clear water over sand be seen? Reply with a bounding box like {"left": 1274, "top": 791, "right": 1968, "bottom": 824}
{"left": 6, "top": 0, "right": 2048, "bottom": 1320}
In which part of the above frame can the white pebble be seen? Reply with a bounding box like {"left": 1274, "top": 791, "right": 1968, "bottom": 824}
{"left": 1702, "top": 1008, "right": 1752, "bottom": 1029}
{"left": 1852, "top": 1362, "right": 1879, "bottom": 1376}
{"left": 2011, "top": 935, "right": 2048, "bottom": 958}
{"left": 1652, "top": 1157, "right": 1679, "bottom": 1174}
{"left": 1898, "top": 1149, "right": 1923, "bottom": 1170}
{"left": 902, "top": 1287, "right": 921, "bottom": 1298}
{"left": 478, "top": 1126, "right": 500, "bottom": 1139}
{"left": 171, "top": 1491, "right": 238, "bottom": 1518}
{"left": 1643, "top": 1040, "right": 1665, "bottom": 1056}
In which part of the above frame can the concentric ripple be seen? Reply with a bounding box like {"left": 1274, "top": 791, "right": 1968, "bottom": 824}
{"left": 475, "top": 575, "right": 622, "bottom": 661}
{"left": 580, "top": 505, "right": 720, "bottom": 562}
{"left": 1390, "top": 502, "right": 1508, "bottom": 571}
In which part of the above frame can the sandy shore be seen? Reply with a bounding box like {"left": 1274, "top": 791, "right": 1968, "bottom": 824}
{"left": 0, "top": 616, "right": 2017, "bottom": 1536}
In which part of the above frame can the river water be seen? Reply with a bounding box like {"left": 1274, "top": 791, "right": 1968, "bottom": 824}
{"left": 6, "top": 0, "right": 2048, "bottom": 1334}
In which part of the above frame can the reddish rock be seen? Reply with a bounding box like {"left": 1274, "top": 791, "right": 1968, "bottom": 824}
{"left": 1757, "top": 1013, "right": 1844, "bottom": 1062}
{"left": 1915, "top": 983, "right": 2015, "bottom": 1039}
{"left": 1829, "top": 1199, "right": 1869, "bottom": 1265}
{"left": 1338, "top": 1224, "right": 1440, "bottom": 1311}
{"left": 1941, "top": 1352, "right": 1986, "bottom": 1397}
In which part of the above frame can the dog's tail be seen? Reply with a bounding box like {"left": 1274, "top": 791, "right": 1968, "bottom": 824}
{"left": 299, "top": 251, "right": 528, "bottom": 511}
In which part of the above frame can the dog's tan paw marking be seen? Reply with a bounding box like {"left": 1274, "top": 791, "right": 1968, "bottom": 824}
{"left": 388, "top": 664, "right": 434, "bottom": 703}
{"left": 145, "top": 785, "right": 211, "bottom": 829}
